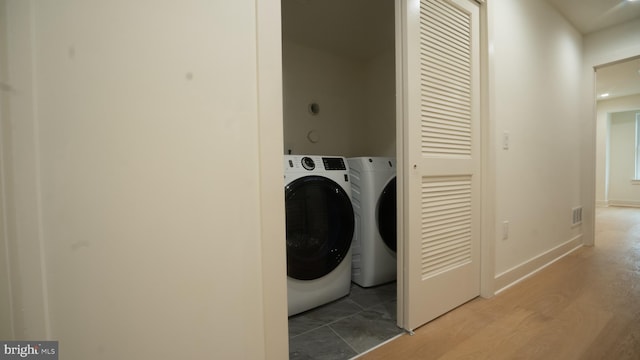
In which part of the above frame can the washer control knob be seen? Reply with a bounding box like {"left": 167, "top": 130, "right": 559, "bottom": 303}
{"left": 301, "top": 157, "right": 315, "bottom": 171}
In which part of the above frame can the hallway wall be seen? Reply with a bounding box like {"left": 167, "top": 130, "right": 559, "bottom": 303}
{"left": 0, "top": 0, "right": 287, "bottom": 358}
{"left": 491, "top": 0, "right": 584, "bottom": 288}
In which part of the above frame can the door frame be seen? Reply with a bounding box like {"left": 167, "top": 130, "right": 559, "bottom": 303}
{"left": 259, "top": 0, "right": 497, "bottom": 357}
{"left": 591, "top": 55, "right": 640, "bottom": 245}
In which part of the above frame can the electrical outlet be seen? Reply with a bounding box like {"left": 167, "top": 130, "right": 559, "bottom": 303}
{"left": 502, "top": 131, "right": 510, "bottom": 150}
{"left": 502, "top": 221, "right": 509, "bottom": 240}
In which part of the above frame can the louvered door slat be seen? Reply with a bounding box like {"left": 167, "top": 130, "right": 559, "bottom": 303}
{"left": 421, "top": 113, "right": 471, "bottom": 128}
{"left": 423, "top": 84, "right": 470, "bottom": 108}
{"left": 423, "top": 131, "right": 470, "bottom": 144}
{"left": 426, "top": 90, "right": 469, "bottom": 112}
{"left": 421, "top": 202, "right": 470, "bottom": 216}
{"left": 429, "top": 0, "right": 470, "bottom": 24}
{"left": 424, "top": 221, "right": 472, "bottom": 240}
{"left": 423, "top": 7, "right": 469, "bottom": 42}
{"left": 421, "top": 40, "right": 469, "bottom": 71}
{"left": 424, "top": 237, "right": 471, "bottom": 258}
{"left": 423, "top": 104, "right": 470, "bottom": 120}
{"left": 423, "top": 52, "right": 470, "bottom": 77}
{"left": 422, "top": 230, "right": 471, "bottom": 250}
{"left": 423, "top": 23, "right": 470, "bottom": 59}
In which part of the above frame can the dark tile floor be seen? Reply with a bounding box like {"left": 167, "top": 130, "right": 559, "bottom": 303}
{"left": 288, "top": 282, "right": 403, "bottom": 359}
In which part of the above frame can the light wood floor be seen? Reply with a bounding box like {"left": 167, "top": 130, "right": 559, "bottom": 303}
{"left": 359, "top": 207, "right": 640, "bottom": 360}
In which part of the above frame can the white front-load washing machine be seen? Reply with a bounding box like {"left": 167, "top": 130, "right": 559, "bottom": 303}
{"left": 284, "top": 155, "right": 355, "bottom": 316}
{"left": 347, "top": 157, "right": 396, "bottom": 287}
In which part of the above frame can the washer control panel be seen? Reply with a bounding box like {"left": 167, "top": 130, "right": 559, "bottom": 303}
{"left": 285, "top": 155, "right": 347, "bottom": 172}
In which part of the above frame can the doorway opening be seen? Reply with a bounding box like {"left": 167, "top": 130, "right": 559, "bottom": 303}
{"left": 594, "top": 56, "right": 640, "bottom": 210}
{"left": 281, "top": 0, "right": 400, "bottom": 358}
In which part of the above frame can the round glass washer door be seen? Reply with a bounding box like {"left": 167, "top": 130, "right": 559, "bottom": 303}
{"left": 377, "top": 177, "right": 397, "bottom": 252}
{"left": 285, "top": 175, "right": 355, "bottom": 280}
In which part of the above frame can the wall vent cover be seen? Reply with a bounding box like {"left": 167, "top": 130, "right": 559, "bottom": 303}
{"left": 572, "top": 206, "right": 583, "bottom": 226}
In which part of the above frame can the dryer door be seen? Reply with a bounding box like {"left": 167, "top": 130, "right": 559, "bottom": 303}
{"left": 377, "top": 177, "right": 397, "bottom": 252}
{"left": 285, "top": 175, "right": 355, "bottom": 280}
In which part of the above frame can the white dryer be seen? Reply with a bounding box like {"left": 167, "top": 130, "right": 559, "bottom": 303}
{"left": 347, "top": 157, "right": 396, "bottom": 288}
{"left": 284, "top": 155, "right": 355, "bottom": 316}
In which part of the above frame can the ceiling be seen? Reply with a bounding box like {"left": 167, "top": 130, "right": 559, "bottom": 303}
{"left": 546, "top": 0, "right": 640, "bottom": 35}
{"left": 547, "top": 0, "right": 640, "bottom": 101}
{"left": 282, "top": 0, "right": 640, "bottom": 100}
{"left": 281, "top": 0, "right": 394, "bottom": 61}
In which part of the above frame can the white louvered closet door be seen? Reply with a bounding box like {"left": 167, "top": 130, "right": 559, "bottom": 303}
{"left": 402, "top": 0, "right": 480, "bottom": 331}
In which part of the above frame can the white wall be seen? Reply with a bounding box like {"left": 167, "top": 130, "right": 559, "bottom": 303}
{"left": 1, "top": 1, "right": 287, "bottom": 359}
{"left": 282, "top": 41, "right": 395, "bottom": 158}
{"left": 491, "top": 0, "right": 584, "bottom": 287}
{"left": 608, "top": 111, "right": 640, "bottom": 205}
{"left": 361, "top": 48, "right": 396, "bottom": 157}
{"left": 595, "top": 94, "right": 640, "bottom": 206}
{"left": 282, "top": 41, "right": 364, "bottom": 156}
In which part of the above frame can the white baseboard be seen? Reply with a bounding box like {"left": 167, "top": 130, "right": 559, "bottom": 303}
{"left": 595, "top": 200, "right": 609, "bottom": 207}
{"left": 494, "top": 235, "right": 583, "bottom": 294}
{"left": 608, "top": 200, "right": 640, "bottom": 208}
